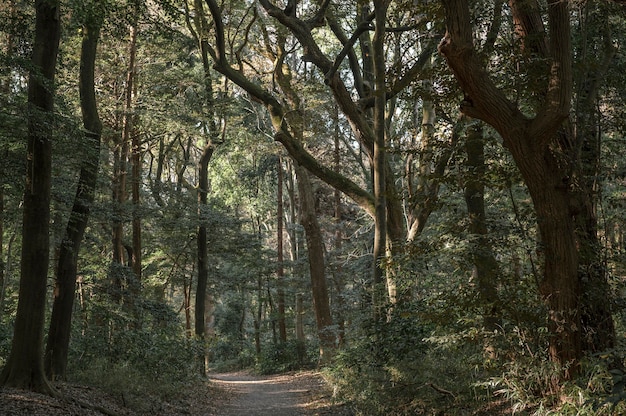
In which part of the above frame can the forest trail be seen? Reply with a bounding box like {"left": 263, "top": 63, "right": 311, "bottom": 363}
{"left": 209, "top": 371, "right": 350, "bottom": 416}
{"left": 0, "top": 370, "right": 350, "bottom": 415}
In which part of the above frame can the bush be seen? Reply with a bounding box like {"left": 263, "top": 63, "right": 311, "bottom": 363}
{"left": 255, "top": 339, "right": 314, "bottom": 375}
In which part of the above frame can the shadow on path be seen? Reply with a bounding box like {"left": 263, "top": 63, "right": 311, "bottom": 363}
{"left": 209, "top": 372, "right": 311, "bottom": 416}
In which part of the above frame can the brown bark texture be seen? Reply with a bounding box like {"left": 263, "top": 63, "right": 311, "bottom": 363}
{"left": 45, "top": 15, "right": 102, "bottom": 381}
{"left": 0, "top": 0, "right": 61, "bottom": 395}
{"left": 439, "top": 0, "right": 615, "bottom": 379}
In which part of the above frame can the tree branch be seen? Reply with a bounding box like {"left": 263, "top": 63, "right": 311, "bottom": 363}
{"left": 438, "top": 0, "right": 528, "bottom": 142}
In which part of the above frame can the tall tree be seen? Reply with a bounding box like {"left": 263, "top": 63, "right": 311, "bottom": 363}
{"left": 295, "top": 164, "right": 335, "bottom": 364}
{"left": 276, "top": 155, "right": 287, "bottom": 343}
{"left": 371, "top": 0, "right": 390, "bottom": 317}
{"left": 438, "top": 0, "right": 615, "bottom": 380}
{"left": 463, "top": 121, "right": 500, "bottom": 331}
{"left": 188, "top": 0, "right": 223, "bottom": 374}
{"left": 202, "top": 1, "right": 440, "bottom": 311}
{"left": 44, "top": 5, "right": 104, "bottom": 381}
{"left": 0, "top": 0, "right": 61, "bottom": 394}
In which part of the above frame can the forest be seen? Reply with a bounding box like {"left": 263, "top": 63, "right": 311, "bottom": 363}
{"left": 1, "top": 0, "right": 626, "bottom": 415}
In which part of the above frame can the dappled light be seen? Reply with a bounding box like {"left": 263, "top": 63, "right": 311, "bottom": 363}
{"left": 1, "top": 1, "right": 626, "bottom": 415}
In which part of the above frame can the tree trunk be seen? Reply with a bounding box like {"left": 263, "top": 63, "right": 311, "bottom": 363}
{"left": 572, "top": 3, "right": 616, "bottom": 354}
{"left": 277, "top": 155, "right": 287, "bottom": 343}
{"left": 331, "top": 104, "right": 346, "bottom": 347}
{"left": 111, "top": 14, "right": 139, "bottom": 302}
{"left": 44, "top": 15, "right": 102, "bottom": 381}
{"left": 463, "top": 121, "right": 500, "bottom": 331}
{"left": 0, "top": 188, "right": 4, "bottom": 319}
{"left": 123, "top": 13, "right": 140, "bottom": 313}
{"left": 0, "top": 3, "right": 11, "bottom": 322}
{"left": 438, "top": 0, "right": 596, "bottom": 380}
{"left": 371, "top": 1, "right": 390, "bottom": 317}
{"left": 0, "top": 0, "right": 60, "bottom": 395}
{"left": 131, "top": 104, "right": 142, "bottom": 284}
{"left": 195, "top": 142, "right": 214, "bottom": 375}
{"left": 295, "top": 293, "right": 306, "bottom": 363}
{"left": 295, "top": 164, "right": 335, "bottom": 364}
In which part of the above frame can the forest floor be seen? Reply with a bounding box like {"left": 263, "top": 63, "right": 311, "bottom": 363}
{"left": 0, "top": 370, "right": 353, "bottom": 415}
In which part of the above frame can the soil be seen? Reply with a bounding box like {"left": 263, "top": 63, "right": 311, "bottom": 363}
{"left": 0, "top": 371, "right": 353, "bottom": 416}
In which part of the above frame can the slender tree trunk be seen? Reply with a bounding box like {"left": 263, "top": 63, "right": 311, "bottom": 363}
{"left": 463, "top": 121, "right": 500, "bottom": 331}
{"left": 195, "top": 143, "right": 214, "bottom": 375}
{"left": 183, "top": 273, "right": 192, "bottom": 337}
{"left": 44, "top": 15, "right": 103, "bottom": 381}
{"left": 254, "top": 274, "right": 263, "bottom": 355}
{"left": 111, "top": 15, "right": 139, "bottom": 301}
{"left": 122, "top": 13, "right": 140, "bottom": 312}
{"left": 573, "top": 3, "right": 616, "bottom": 353}
{"left": 0, "top": 3, "right": 11, "bottom": 321}
{"left": 332, "top": 104, "right": 346, "bottom": 347}
{"left": 190, "top": 1, "right": 221, "bottom": 374}
{"left": 277, "top": 155, "right": 287, "bottom": 343}
{"left": 0, "top": 188, "right": 4, "bottom": 318}
{"left": 295, "top": 293, "right": 306, "bottom": 362}
{"left": 295, "top": 164, "right": 335, "bottom": 364}
{"left": 131, "top": 107, "right": 142, "bottom": 284}
{"left": 0, "top": 0, "right": 60, "bottom": 395}
{"left": 371, "top": 1, "right": 390, "bottom": 318}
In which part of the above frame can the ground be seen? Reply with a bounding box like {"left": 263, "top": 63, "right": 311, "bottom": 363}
{"left": 0, "top": 371, "right": 353, "bottom": 416}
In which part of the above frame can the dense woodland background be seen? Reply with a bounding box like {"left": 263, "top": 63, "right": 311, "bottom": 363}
{"left": 1, "top": 0, "right": 626, "bottom": 414}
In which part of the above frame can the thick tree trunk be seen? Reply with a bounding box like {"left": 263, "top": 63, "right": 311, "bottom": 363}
{"left": 438, "top": 0, "right": 601, "bottom": 380}
{"left": 295, "top": 165, "right": 335, "bottom": 364}
{"left": 0, "top": 0, "right": 60, "bottom": 395}
{"left": 44, "top": 16, "right": 102, "bottom": 381}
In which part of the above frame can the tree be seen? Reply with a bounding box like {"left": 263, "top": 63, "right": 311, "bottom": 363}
{"left": 438, "top": 0, "right": 615, "bottom": 380}
{"left": 44, "top": 3, "right": 104, "bottom": 381}
{"left": 371, "top": 0, "right": 391, "bottom": 317}
{"left": 202, "top": 1, "right": 444, "bottom": 315}
{"left": 0, "top": 0, "right": 61, "bottom": 394}
{"left": 276, "top": 155, "right": 287, "bottom": 343}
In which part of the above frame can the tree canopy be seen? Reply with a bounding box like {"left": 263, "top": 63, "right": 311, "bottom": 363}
{"left": 1, "top": 1, "right": 626, "bottom": 414}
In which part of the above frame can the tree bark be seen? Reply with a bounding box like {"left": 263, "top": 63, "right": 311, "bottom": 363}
{"left": 295, "top": 164, "right": 335, "bottom": 364}
{"left": 371, "top": 1, "right": 390, "bottom": 317}
{"left": 195, "top": 142, "right": 214, "bottom": 376}
{"left": 190, "top": 0, "right": 222, "bottom": 375}
{"left": 463, "top": 121, "right": 500, "bottom": 331}
{"left": 438, "top": 0, "right": 606, "bottom": 380}
{"left": 277, "top": 155, "right": 287, "bottom": 343}
{"left": 44, "top": 14, "right": 103, "bottom": 381}
{"left": 571, "top": 3, "right": 616, "bottom": 354}
{"left": 123, "top": 11, "right": 140, "bottom": 309}
{"left": 0, "top": 0, "right": 60, "bottom": 395}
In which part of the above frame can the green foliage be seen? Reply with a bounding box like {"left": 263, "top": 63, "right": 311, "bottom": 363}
{"left": 254, "top": 340, "right": 315, "bottom": 375}
{"left": 68, "top": 299, "right": 201, "bottom": 409}
{"left": 481, "top": 348, "right": 626, "bottom": 416}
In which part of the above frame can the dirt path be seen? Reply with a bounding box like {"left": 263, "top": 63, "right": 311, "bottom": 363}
{"left": 209, "top": 371, "right": 349, "bottom": 416}
{"left": 0, "top": 371, "right": 350, "bottom": 415}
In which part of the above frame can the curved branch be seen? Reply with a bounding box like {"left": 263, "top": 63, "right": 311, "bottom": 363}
{"left": 325, "top": 16, "right": 374, "bottom": 84}
{"left": 204, "top": 0, "right": 375, "bottom": 216}
{"left": 529, "top": 0, "right": 572, "bottom": 142}
{"left": 438, "top": 0, "right": 528, "bottom": 143}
